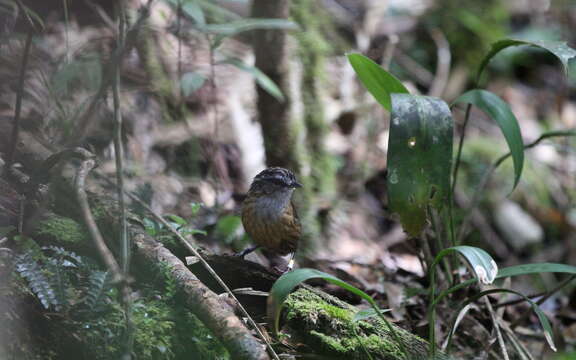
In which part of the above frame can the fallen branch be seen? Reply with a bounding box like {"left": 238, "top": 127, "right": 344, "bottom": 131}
{"left": 133, "top": 232, "right": 270, "bottom": 360}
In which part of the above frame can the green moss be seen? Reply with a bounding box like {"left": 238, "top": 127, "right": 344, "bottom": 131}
{"left": 283, "top": 288, "right": 435, "bottom": 359}
{"left": 37, "top": 215, "right": 87, "bottom": 244}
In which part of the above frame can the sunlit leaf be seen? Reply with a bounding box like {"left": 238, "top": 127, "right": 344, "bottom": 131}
{"left": 387, "top": 94, "right": 453, "bottom": 236}
{"left": 432, "top": 246, "right": 498, "bottom": 285}
{"left": 454, "top": 89, "right": 524, "bottom": 191}
{"left": 347, "top": 53, "right": 409, "bottom": 111}
{"left": 219, "top": 57, "right": 284, "bottom": 101}
{"left": 477, "top": 39, "right": 576, "bottom": 83}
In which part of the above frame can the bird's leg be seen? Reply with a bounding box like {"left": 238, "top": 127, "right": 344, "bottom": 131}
{"left": 235, "top": 245, "right": 260, "bottom": 258}
{"left": 287, "top": 252, "right": 296, "bottom": 271}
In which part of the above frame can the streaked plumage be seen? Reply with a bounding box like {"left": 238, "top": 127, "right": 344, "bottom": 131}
{"left": 241, "top": 167, "right": 302, "bottom": 256}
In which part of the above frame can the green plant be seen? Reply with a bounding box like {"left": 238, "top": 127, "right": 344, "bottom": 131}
{"left": 344, "top": 38, "right": 576, "bottom": 358}
{"left": 16, "top": 246, "right": 111, "bottom": 312}
{"left": 163, "top": 0, "right": 296, "bottom": 100}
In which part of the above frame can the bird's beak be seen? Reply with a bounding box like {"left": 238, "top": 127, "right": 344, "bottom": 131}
{"left": 292, "top": 181, "right": 303, "bottom": 188}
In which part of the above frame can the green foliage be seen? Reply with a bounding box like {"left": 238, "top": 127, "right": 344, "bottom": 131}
{"left": 37, "top": 215, "right": 87, "bottom": 244}
{"left": 15, "top": 246, "right": 109, "bottom": 312}
{"left": 476, "top": 39, "right": 576, "bottom": 83}
{"left": 218, "top": 57, "right": 284, "bottom": 101}
{"left": 347, "top": 54, "right": 409, "bottom": 111}
{"left": 349, "top": 36, "right": 576, "bottom": 357}
{"left": 143, "top": 213, "right": 206, "bottom": 248}
{"left": 268, "top": 268, "right": 406, "bottom": 358}
{"left": 427, "top": 0, "right": 508, "bottom": 68}
{"left": 388, "top": 94, "right": 453, "bottom": 236}
{"left": 455, "top": 90, "right": 524, "bottom": 191}
{"left": 214, "top": 215, "right": 242, "bottom": 244}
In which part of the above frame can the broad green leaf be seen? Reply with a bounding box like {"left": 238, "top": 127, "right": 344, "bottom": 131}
{"left": 219, "top": 57, "right": 284, "bottom": 101}
{"left": 446, "top": 288, "right": 555, "bottom": 352}
{"left": 200, "top": 18, "right": 298, "bottom": 36}
{"left": 387, "top": 94, "right": 453, "bottom": 236}
{"left": 432, "top": 246, "right": 498, "bottom": 285}
{"left": 267, "top": 268, "right": 404, "bottom": 356}
{"left": 180, "top": 72, "right": 206, "bottom": 96}
{"left": 347, "top": 53, "right": 409, "bottom": 111}
{"left": 477, "top": 39, "right": 576, "bottom": 83}
{"left": 455, "top": 89, "right": 524, "bottom": 191}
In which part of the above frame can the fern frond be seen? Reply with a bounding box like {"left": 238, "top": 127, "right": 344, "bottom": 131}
{"left": 16, "top": 254, "right": 59, "bottom": 310}
{"left": 84, "top": 270, "right": 109, "bottom": 311}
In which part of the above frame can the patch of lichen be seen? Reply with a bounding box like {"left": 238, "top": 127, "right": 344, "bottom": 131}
{"left": 283, "top": 288, "right": 408, "bottom": 359}
{"left": 37, "top": 215, "right": 87, "bottom": 244}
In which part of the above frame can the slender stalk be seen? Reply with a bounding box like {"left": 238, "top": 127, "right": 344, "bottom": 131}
{"left": 112, "top": 2, "right": 133, "bottom": 359}
{"left": 63, "top": 0, "right": 69, "bottom": 61}
{"left": 8, "top": 29, "right": 33, "bottom": 166}
{"left": 451, "top": 104, "right": 472, "bottom": 195}
{"left": 177, "top": 0, "right": 182, "bottom": 97}
{"left": 428, "top": 264, "right": 438, "bottom": 357}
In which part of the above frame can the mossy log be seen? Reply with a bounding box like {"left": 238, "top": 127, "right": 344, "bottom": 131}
{"left": 279, "top": 287, "right": 449, "bottom": 360}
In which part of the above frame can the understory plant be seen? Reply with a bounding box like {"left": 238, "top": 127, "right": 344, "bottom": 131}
{"left": 269, "top": 39, "right": 576, "bottom": 359}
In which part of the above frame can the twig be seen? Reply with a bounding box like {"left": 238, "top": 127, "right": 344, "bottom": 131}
{"left": 381, "top": 34, "right": 398, "bottom": 70}
{"left": 428, "top": 28, "right": 451, "bottom": 98}
{"left": 112, "top": 1, "right": 133, "bottom": 359}
{"left": 8, "top": 29, "right": 33, "bottom": 166}
{"left": 74, "top": 151, "right": 123, "bottom": 283}
{"left": 483, "top": 293, "right": 509, "bottom": 360}
{"left": 97, "top": 174, "right": 280, "bottom": 360}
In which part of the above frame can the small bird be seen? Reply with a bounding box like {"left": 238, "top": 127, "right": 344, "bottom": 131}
{"left": 239, "top": 167, "right": 302, "bottom": 271}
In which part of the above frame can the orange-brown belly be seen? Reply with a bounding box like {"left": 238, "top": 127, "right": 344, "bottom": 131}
{"left": 241, "top": 205, "right": 300, "bottom": 255}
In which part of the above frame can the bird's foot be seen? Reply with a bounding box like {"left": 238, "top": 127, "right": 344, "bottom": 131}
{"left": 234, "top": 245, "right": 260, "bottom": 258}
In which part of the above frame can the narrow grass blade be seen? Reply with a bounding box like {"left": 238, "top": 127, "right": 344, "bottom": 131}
{"left": 455, "top": 89, "right": 524, "bottom": 191}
